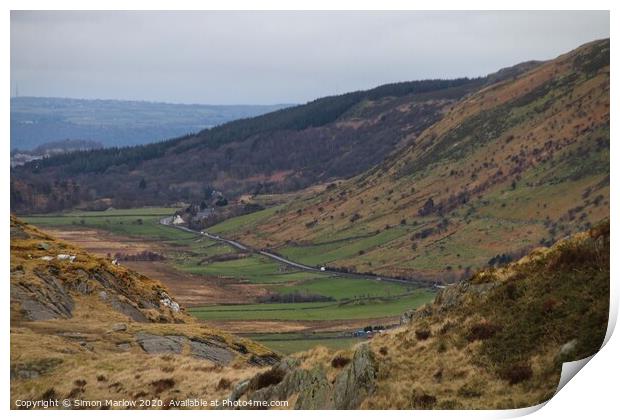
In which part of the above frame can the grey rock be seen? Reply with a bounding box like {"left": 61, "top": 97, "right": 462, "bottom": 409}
{"left": 332, "top": 344, "right": 376, "bottom": 409}
{"left": 294, "top": 367, "right": 334, "bottom": 409}
{"left": 10, "top": 225, "right": 30, "bottom": 240}
{"left": 111, "top": 323, "right": 128, "bottom": 332}
{"left": 189, "top": 338, "right": 235, "bottom": 365}
{"left": 117, "top": 343, "right": 131, "bottom": 351}
{"left": 560, "top": 339, "right": 579, "bottom": 356}
{"left": 10, "top": 358, "right": 63, "bottom": 380}
{"left": 37, "top": 242, "right": 51, "bottom": 251}
{"left": 248, "top": 353, "right": 281, "bottom": 366}
{"left": 108, "top": 296, "right": 148, "bottom": 322}
{"left": 11, "top": 271, "right": 74, "bottom": 321}
{"left": 400, "top": 310, "right": 415, "bottom": 325}
{"left": 136, "top": 333, "right": 185, "bottom": 354}
{"left": 229, "top": 380, "right": 250, "bottom": 402}
{"left": 79, "top": 341, "right": 94, "bottom": 351}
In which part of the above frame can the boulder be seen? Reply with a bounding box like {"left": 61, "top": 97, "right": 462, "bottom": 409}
{"left": 294, "top": 366, "right": 333, "bottom": 409}
{"left": 117, "top": 343, "right": 131, "bottom": 351}
{"left": 229, "top": 380, "right": 250, "bottom": 402}
{"left": 332, "top": 344, "right": 377, "bottom": 409}
{"left": 108, "top": 296, "right": 148, "bottom": 322}
{"left": 189, "top": 338, "right": 235, "bottom": 365}
{"left": 136, "top": 333, "right": 185, "bottom": 354}
{"left": 111, "top": 323, "right": 128, "bottom": 332}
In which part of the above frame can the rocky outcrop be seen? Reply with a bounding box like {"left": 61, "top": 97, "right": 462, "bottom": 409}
{"left": 10, "top": 358, "right": 63, "bottom": 380}
{"left": 332, "top": 344, "right": 376, "bottom": 409}
{"left": 190, "top": 337, "right": 235, "bottom": 364}
{"left": 108, "top": 295, "right": 148, "bottom": 322}
{"left": 11, "top": 271, "right": 74, "bottom": 321}
{"left": 136, "top": 332, "right": 243, "bottom": 365}
{"left": 231, "top": 344, "right": 377, "bottom": 409}
{"left": 136, "top": 332, "right": 185, "bottom": 354}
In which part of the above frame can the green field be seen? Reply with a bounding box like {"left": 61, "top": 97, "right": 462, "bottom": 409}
{"left": 23, "top": 207, "right": 191, "bottom": 242}
{"left": 188, "top": 291, "right": 434, "bottom": 321}
{"left": 277, "top": 227, "right": 408, "bottom": 266}
{"left": 273, "top": 276, "right": 413, "bottom": 299}
{"left": 247, "top": 333, "right": 366, "bottom": 354}
{"left": 177, "top": 254, "right": 288, "bottom": 283}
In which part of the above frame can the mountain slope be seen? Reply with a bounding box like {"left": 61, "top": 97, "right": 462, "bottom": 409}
{"left": 230, "top": 221, "right": 609, "bottom": 409}
{"left": 234, "top": 39, "right": 609, "bottom": 282}
{"left": 10, "top": 217, "right": 279, "bottom": 407}
{"left": 11, "top": 76, "right": 524, "bottom": 213}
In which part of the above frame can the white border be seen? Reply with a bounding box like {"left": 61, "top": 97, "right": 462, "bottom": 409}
{"left": 3, "top": 2, "right": 617, "bottom": 420}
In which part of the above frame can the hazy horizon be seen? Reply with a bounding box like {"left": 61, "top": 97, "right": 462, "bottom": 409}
{"left": 11, "top": 11, "right": 609, "bottom": 105}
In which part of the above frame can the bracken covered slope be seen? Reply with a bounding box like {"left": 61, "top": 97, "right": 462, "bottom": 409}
{"left": 10, "top": 217, "right": 279, "bottom": 408}
{"left": 230, "top": 221, "right": 609, "bottom": 409}
{"left": 239, "top": 39, "right": 609, "bottom": 282}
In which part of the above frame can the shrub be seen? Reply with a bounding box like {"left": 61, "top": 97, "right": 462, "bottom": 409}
{"left": 216, "top": 378, "right": 232, "bottom": 390}
{"left": 467, "top": 321, "right": 501, "bottom": 342}
{"left": 248, "top": 367, "right": 286, "bottom": 391}
{"left": 457, "top": 382, "right": 483, "bottom": 398}
{"left": 505, "top": 282, "right": 519, "bottom": 300}
{"left": 331, "top": 355, "right": 351, "bottom": 368}
{"left": 349, "top": 213, "right": 362, "bottom": 222}
{"left": 500, "top": 362, "right": 533, "bottom": 385}
{"left": 40, "top": 388, "right": 57, "bottom": 400}
{"left": 542, "top": 297, "right": 559, "bottom": 314}
{"left": 415, "top": 328, "right": 431, "bottom": 341}
{"left": 411, "top": 390, "right": 437, "bottom": 409}
{"left": 150, "top": 378, "right": 175, "bottom": 394}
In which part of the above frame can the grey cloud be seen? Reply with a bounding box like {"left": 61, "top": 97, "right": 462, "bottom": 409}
{"left": 10, "top": 10, "right": 610, "bottom": 104}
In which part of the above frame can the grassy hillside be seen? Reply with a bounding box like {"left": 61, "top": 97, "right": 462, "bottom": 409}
{"left": 10, "top": 217, "right": 280, "bottom": 408}
{"left": 362, "top": 220, "right": 610, "bottom": 409}
{"left": 236, "top": 39, "right": 609, "bottom": 282}
{"left": 230, "top": 221, "right": 609, "bottom": 409}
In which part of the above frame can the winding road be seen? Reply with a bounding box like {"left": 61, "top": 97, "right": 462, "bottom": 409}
{"left": 160, "top": 216, "right": 434, "bottom": 289}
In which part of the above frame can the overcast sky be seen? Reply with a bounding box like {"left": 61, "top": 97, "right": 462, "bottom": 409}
{"left": 11, "top": 11, "right": 609, "bottom": 105}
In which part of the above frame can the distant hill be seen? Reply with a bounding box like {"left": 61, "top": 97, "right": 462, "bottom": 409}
{"left": 11, "top": 72, "right": 538, "bottom": 212}
{"left": 11, "top": 139, "right": 103, "bottom": 168}
{"left": 10, "top": 96, "right": 290, "bottom": 150}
